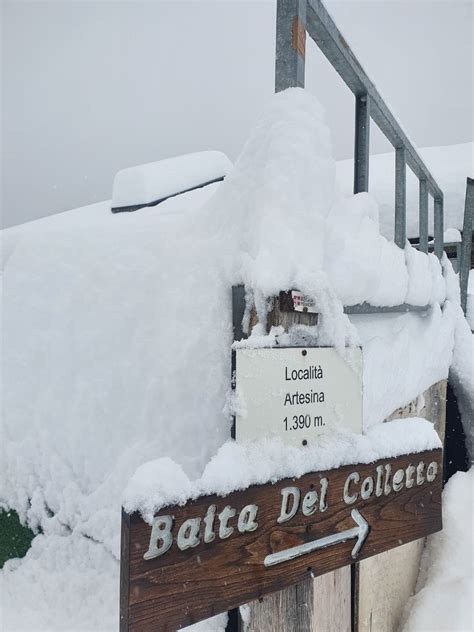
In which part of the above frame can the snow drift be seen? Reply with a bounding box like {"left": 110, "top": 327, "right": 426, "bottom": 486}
{"left": 1, "top": 88, "right": 471, "bottom": 631}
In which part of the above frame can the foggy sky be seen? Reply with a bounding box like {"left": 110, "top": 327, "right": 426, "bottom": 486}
{"left": 2, "top": 0, "right": 473, "bottom": 228}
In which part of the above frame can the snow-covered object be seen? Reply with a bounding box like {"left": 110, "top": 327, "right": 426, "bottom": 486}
{"left": 204, "top": 88, "right": 336, "bottom": 296}
{"left": 443, "top": 227, "right": 462, "bottom": 243}
{"left": 203, "top": 88, "right": 447, "bottom": 317}
{"left": 336, "top": 142, "right": 474, "bottom": 239}
{"left": 401, "top": 470, "right": 474, "bottom": 632}
{"left": 123, "top": 418, "right": 441, "bottom": 524}
{"left": 0, "top": 89, "right": 460, "bottom": 541}
{"left": 111, "top": 151, "right": 232, "bottom": 210}
{"left": 324, "top": 193, "right": 408, "bottom": 306}
{"left": 0, "top": 89, "right": 470, "bottom": 631}
{"left": 351, "top": 302, "right": 455, "bottom": 427}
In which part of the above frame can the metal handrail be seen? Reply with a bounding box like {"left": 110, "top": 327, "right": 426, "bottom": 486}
{"left": 275, "top": 0, "right": 445, "bottom": 258}
{"left": 460, "top": 178, "right": 474, "bottom": 313}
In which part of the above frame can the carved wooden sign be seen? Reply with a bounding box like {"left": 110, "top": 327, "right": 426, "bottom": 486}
{"left": 120, "top": 448, "right": 442, "bottom": 631}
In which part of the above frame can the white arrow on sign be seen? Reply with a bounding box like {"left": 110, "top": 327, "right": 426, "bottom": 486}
{"left": 263, "top": 508, "right": 369, "bottom": 568}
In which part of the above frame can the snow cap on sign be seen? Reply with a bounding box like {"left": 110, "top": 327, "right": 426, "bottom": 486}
{"left": 111, "top": 150, "right": 232, "bottom": 211}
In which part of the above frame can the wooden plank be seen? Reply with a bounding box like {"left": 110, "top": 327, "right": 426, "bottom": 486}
{"left": 354, "top": 379, "right": 447, "bottom": 632}
{"left": 234, "top": 287, "right": 319, "bottom": 630}
{"left": 246, "top": 292, "right": 319, "bottom": 336}
{"left": 357, "top": 539, "right": 425, "bottom": 632}
{"left": 245, "top": 578, "right": 313, "bottom": 632}
{"left": 245, "top": 543, "right": 350, "bottom": 632}
{"left": 313, "top": 567, "right": 351, "bottom": 632}
{"left": 386, "top": 379, "right": 447, "bottom": 441}
{"left": 120, "top": 509, "right": 131, "bottom": 632}
{"left": 121, "top": 449, "right": 442, "bottom": 631}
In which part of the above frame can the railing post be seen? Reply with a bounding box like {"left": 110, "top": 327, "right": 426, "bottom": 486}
{"left": 434, "top": 197, "right": 444, "bottom": 259}
{"left": 275, "top": 0, "right": 307, "bottom": 92}
{"left": 354, "top": 94, "right": 370, "bottom": 194}
{"left": 419, "top": 179, "right": 429, "bottom": 254}
{"left": 395, "top": 147, "right": 407, "bottom": 247}
{"left": 460, "top": 177, "right": 474, "bottom": 313}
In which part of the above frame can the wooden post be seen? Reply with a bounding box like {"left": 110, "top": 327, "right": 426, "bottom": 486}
{"left": 234, "top": 288, "right": 352, "bottom": 632}
{"left": 354, "top": 379, "right": 447, "bottom": 632}
{"left": 232, "top": 288, "right": 447, "bottom": 632}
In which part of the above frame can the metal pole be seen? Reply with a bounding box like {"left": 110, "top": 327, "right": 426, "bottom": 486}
{"left": 419, "top": 179, "right": 429, "bottom": 254}
{"left": 395, "top": 147, "right": 407, "bottom": 248}
{"left": 455, "top": 243, "right": 461, "bottom": 273}
{"left": 434, "top": 197, "right": 444, "bottom": 259}
{"left": 354, "top": 94, "right": 370, "bottom": 194}
{"left": 460, "top": 178, "right": 474, "bottom": 313}
{"left": 305, "top": 0, "right": 443, "bottom": 202}
{"left": 275, "top": 0, "right": 307, "bottom": 92}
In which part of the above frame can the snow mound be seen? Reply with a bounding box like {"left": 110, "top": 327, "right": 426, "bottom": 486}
{"left": 402, "top": 469, "right": 474, "bottom": 632}
{"left": 0, "top": 533, "right": 118, "bottom": 631}
{"left": 444, "top": 227, "right": 462, "bottom": 243}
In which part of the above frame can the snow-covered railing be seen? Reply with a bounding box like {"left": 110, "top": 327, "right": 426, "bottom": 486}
{"left": 275, "top": 0, "right": 445, "bottom": 258}
{"left": 460, "top": 178, "right": 474, "bottom": 314}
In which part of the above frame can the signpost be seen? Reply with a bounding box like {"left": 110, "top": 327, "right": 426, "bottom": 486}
{"left": 119, "top": 287, "right": 444, "bottom": 630}
{"left": 120, "top": 448, "right": 442, "bottom": 631}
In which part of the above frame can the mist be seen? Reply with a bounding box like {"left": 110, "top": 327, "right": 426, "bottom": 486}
{"left": 2, "top": 0, "right": 473, "bottom": 228}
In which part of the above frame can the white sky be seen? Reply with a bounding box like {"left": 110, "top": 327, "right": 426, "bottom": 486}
{"left": 2, "top": 0, "right": 473, "bottom": 228}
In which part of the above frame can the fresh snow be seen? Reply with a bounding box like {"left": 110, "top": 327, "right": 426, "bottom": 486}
{"left": 444, "top": 227, "right": 462, "bottom": 243}
{"left": 123, "top": 418, "right": 441, "bottom": 523}
{"left": 1, "top": 88, "right": 472, "bottom": 631}
{"left": 336, "top": 141, "right": 474, "bottom": 240}
{"left": 111, "top": 150, "right": 232, "bottom": 209}
{"left": 401, "top": 470, "right": 474, "bottom": 632}
{"left": 350, "top": 302, "right": 455, "bottom": 427}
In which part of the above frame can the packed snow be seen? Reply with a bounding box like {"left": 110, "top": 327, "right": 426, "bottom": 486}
{"left": 1, "top": 88, "right": 472, "bottom": 631}
{"left": 111, "top": 150, "right": 232, "bottom": 210}
{"left": 401, "top": 470, "right": 474, "bottom": 632}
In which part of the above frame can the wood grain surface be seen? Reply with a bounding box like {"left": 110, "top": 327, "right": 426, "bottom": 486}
{"left": 120, "top": 448, "right": 442, "bottom": 631}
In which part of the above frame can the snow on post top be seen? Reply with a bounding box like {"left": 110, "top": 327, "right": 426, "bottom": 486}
{"left": 443, "top": 227, "right": 462, "bottom": 243}
{"left": 111, "top": 150, "right": 232, "bottom": 212}
{"left": 205, "top": 88, "right": 336, "bottom": 297}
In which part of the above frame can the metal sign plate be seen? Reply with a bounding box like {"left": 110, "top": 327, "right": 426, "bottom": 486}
{"left": 286, "top": 290, "right": 318, "bottom": 313}
{"left": 234, "top": 347, "right": 363, "bottom": 446}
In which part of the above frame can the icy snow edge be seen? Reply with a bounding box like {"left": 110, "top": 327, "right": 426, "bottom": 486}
{"left": 123, "top": 418, "right": 441, "bottom": 524}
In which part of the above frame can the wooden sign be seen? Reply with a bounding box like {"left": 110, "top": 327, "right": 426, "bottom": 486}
{"left": 233, "top": 346, "right": 363, "bottom": 446}
{"left": 120, "top": 448, "right": 442, "bottom": 631}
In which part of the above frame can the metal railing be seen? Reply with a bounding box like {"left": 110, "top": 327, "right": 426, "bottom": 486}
{"left": 460, "top": 178, "right": 474, "bottom": 314}
{"left": 275, "top": 0, "right": 447, "bottom": 273}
